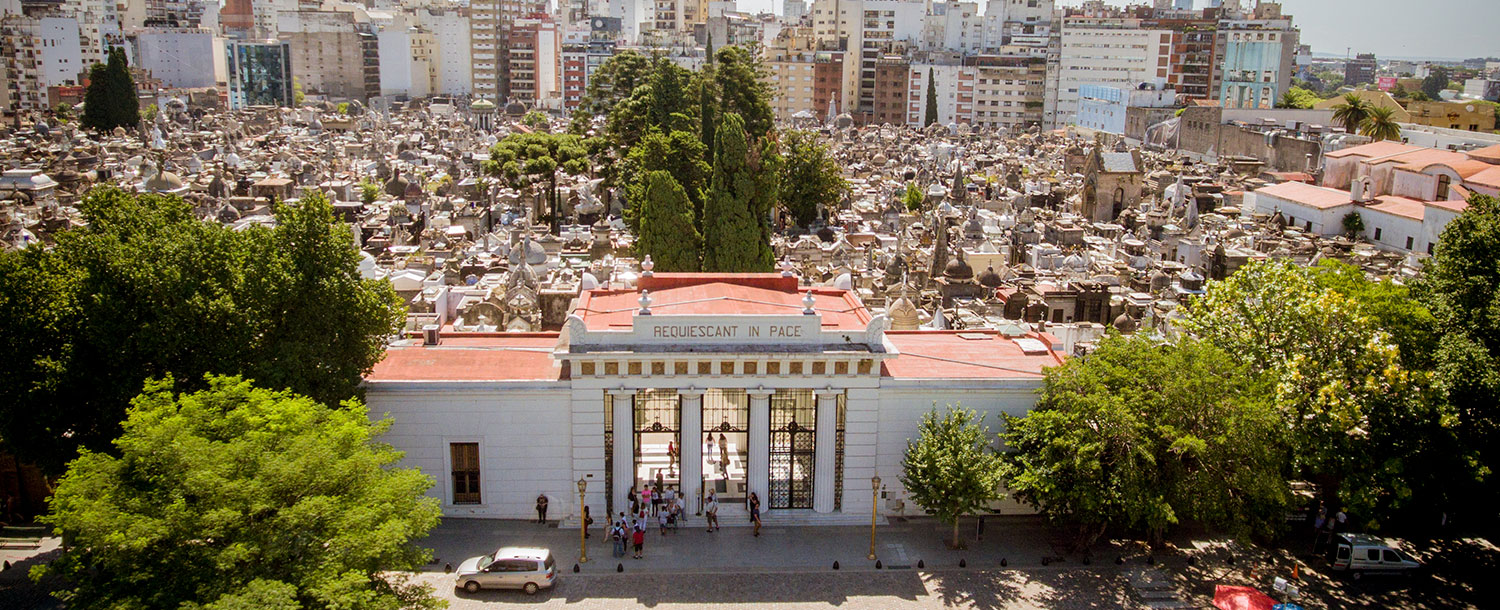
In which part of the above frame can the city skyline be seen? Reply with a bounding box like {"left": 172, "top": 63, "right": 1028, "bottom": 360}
{"left": 736, "top": 0, "right": 1499, "bottom": 62}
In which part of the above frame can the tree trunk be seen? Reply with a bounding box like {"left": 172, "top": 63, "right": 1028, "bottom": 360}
{"left": 951, "top": 518, "right": 965, "bottom": 550}
{"left": 548, "top": 175, "right": 561, "bottom": 235}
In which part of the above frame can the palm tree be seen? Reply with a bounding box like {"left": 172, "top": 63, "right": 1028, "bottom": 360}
{"left": 1331, "top": 93, "right": 1371, "bottom": 133}
{"left": 1359, "top": 106, "right": 1402, "bottom": 142}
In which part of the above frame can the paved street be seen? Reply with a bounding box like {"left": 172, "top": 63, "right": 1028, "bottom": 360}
{"left": 420, "top": 515, "right": 1074, "bottom": 575}
{"left": 415, "top": 568, "right": 1132, "bottom": 609}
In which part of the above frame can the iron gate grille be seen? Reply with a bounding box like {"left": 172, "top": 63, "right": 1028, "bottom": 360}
{"left": 769, "top": 389, "right": 816, "bottom": 509}
{"left": 702, "top": 389, "right": 748, "bottom": 433}
{"left": 604, "top": 393, "right": 614, "bottom": 517}
{"left": 834, "top": 394, "right": 846, "bottom": 511}
{"left": 634, "top": 389, "right": 680, "bottom": 433}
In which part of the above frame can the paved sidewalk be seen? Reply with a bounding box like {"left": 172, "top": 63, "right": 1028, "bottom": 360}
{"left": 420, "top": 515, "right": 1084, "bottom": 575}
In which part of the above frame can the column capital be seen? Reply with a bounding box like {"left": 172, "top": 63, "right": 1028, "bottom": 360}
{"left": 677, "top": 387, "right": 706, "bottom": 398}
{"left": 747, "top": 386, "right": 775, "bottom": 399}
{"left": 814, "top": 387, "right": 844, "bottom": 399}
{"left": 606, "top": 388, "right": 635, "bottom": 399}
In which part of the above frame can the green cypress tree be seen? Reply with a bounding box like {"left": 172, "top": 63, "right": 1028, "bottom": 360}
{"left": 81, "top": 63, "right": 112, "bottom": 132}
{"left": 635, "top": 171, "right": 701, "bottom": 272}
{"left": 925, "top": 69, "right": 938, "bottom": 127}
{"left": 106, "top": 47, "right": 139, "bottom": 129}
{"left": 701, "top": 113, "right": 771, "bottom": 272}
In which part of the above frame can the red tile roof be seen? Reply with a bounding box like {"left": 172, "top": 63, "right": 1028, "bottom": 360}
{"left": 1255, "top": 181, "right": 1354, "bottom": 210}
{"left": 1366, "top": 196, "right": 1426, "bottom": 221}
{"left": 574, "top": 276, "right": 871, "bottom": 331}
{"left": 1324, "top": 141, "right": 1424, "bottom": 159}
{"left": 1467, "top": 165, "right": 1500, "bottom": 189}
{"left": 882, "top": 331, "right": 1065, "bottom": 379}
{"left": 1466, "top": 144, "right": 1500, "bottom": 164}
{"left": 1425, "top": 199, "right": 1470, "bottom": 214}
{"left": 366, "top": 334, "right": 563, "bottom": 382}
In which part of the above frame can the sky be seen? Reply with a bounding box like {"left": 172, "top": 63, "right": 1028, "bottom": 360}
{"left": 732, "top": 0, "right": 1500, "bottom": 61}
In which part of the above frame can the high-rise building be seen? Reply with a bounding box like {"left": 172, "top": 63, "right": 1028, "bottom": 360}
{"left": 1212, "top": 10, "right": 1298, "bottom": 109}
{"left": 278, "top": 10, "right": 380, "bottom": 102}
{"left": 507, "top": 15, "right": 559, "bottom": 110}
{"left": 135, "top": 27, "right": 219, "bottom": 89}
{"left": 970, "top": 54, "right": 1047, "bottom": 131}
{"left": 470, "top": 0, "right": 548, "bottom": 102}
{"left": 1053, "top": 16, "right": 1174, "bottom": 128}
{"left": 226, "top": 39, "right": 292, "bottom": 108}
{"left": 784, "top": 0, "right": 807, "bottom": 23}
{"left": 1345, "top": 53, "right": 1376, "bottom": 86}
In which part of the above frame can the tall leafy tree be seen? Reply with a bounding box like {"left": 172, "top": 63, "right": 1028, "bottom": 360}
{"left": 1311, "top": 259, "right": 1437, "bottom": 369}
{"left": 1421, "top": 65, "right": 1451, "bottom": 100}
{"left": 1359, "top": 106, "right": 1402, "bottom": 141}
{"left": 105, "top": 46, "right": 139, "bottom": 129}
{"left": 1002, "top": 335, "right": 1286, "bottom": 550}
{"left": 901, "top": 405, "right": 1005, "bottom": 549}
{"left": 778, "top": 130, "right": 847, "bottom": 229}
{"left": 1182, "top": 259, "right": 1439, "bottom": 520}
{"left": 483, "top": 132, "right": 590, "bottom": 235}
{"left": 36, "top": 376, "right": 442, "bottom": 610}
{"left": 81, "top": 63, "right": 112, "bottom": 131}
{"left": 0, "top": 189, "right": 404, "bottom": 473}
{"left": 924, "top": 69, "right": 938, "bottom": 127}
{"left": 713, "top": 46, "right": 775, "bottom": 142}
{"left": 634, "top": 171, "right": 701, "bottom": 272}
{"left": 570, "top": 50, "right": 652, "bottom": 134}
{"left": 701, "top": 113, "right": 774, "bottom": 271}
{"left": 700, "top": 34, "right": 718, "bottom": 153}
{"left": 1331, "top": 93, "right": 1371, "bottom": 134}
{"left": 1419, "top": 194, "right": 1500, "bottom": 512}
{"left": 620, "top": 129, "right": 711, "bottom": 233}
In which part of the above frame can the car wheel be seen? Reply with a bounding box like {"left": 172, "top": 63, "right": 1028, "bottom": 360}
{"left": 1351, "top": 572, "right": 1362, "bottom": 581}
{"left": 464, "top": 581, "right": 481, "bottom": 594}
{"left": 524, "top": 582, "right": 539, "bottom": 595}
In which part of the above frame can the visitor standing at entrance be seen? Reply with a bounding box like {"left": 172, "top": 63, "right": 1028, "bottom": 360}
{"left": 749, "top": 492, "right": 762, "bottom": 537}
{"left": 629, "top": 486, "right": 640, "bottom": 515}
{"left": 583, "top": 505, "right": 593, "bottom": 538}
{"left": 535, "top": 494, "right": 549, "bottom": 523}
{"left": 719, "top": 433, "right": 729, "bottom": 474}
{"left": 640, "top": 485, "right": 652, "bottom": 516}
{"left": 631, "top": 516, "right": 646, "bottom": 559}
{"left": 706, "top": 434, "right": 716, "bottom": 467}
{"left": 610, "top": 519, "right": 626, "bottom": 558}
{"left": 668, "top": 440, "right": 677, "bottom": 475}
{"left": 705, "top": 491, "right": 720, "bottom": 532}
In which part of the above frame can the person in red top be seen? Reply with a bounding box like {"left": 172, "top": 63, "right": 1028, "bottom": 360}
{"left": 631, "top": 515, "right": 647, "bottom": 559}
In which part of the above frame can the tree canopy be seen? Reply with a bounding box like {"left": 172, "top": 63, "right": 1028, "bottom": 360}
{"left": 924, "top": 70, "right": 938, "bottom": 127}
{"left": 1421, "top": 66, "right": 1451, "bottom": 100}
{"left": 1002, "top": 335, "right": 1286, "bottom": 550}
{"left": 82, "top": 47, "right": 139, "bottom": 132}
{"left": 35, "top": 375, "right": 442, "bottom": 610}
{"left": 901, "top": 405, "right": 1005, "bottom": 549}
{"left": 1331, "top": 93, "right": 1371, "bottom": 134}
{"left": 701, "top": 113, "right": 777, "bottom": 271}
{"left": 0, "top": 188, "right": 404, "bottom": 473}
{"left": 633, "top": 171, "right": 701, "bottom": 272}
{"left": 619, "top": 129, "right": 711, "bottom": 234}
{"left": 778, "top": 130, "right": 848, "bottom": 229}
{"left": 482, "top": 132, "right": 590, "bottom": 234}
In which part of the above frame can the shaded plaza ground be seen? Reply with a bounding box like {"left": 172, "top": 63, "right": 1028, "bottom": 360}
{"left": 4, "top": 516, "right": 1495, "bottom": 609}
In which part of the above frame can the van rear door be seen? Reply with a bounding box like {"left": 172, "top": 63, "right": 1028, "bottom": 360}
{"left": 1333, "top": 545, "right": 1351, "bottom": 569}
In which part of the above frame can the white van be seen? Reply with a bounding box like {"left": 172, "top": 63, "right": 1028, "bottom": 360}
{"left": 1328, "top": 533, "right": 1422, "bottom": 580}
{"left": 455, "top": 546, "right": 556, "bottom": 594}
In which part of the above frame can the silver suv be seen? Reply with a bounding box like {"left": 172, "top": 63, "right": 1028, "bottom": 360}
{"left": 455, "top": 546, "right": 556, "bottom": 595}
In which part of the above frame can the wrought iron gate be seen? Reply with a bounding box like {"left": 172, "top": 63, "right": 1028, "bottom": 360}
{"left": 768, "top": 389, "right": 815, "bottom": 509}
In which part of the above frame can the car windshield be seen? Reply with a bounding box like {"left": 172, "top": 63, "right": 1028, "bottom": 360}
{"left": 476, "top": 554, "right": 495, "bottom": 570}
{"left": 544, "top": 555, "right": 555, "bottom": 570}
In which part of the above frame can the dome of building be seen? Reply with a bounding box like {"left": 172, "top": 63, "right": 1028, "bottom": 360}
{"left": 887, "top": 292, "right": 921, "bottom": 331}
{"left": 1113, "top": 312, "right": 1137, "bottom": 333}
{"left": 977, "top": 265, "right": 1003, "bottom": 288}
{"left": 943, "top": 251, "right": 974, "bottom": 280}
{"left": 505, "top": 100, "right": 527, "bottom": 116}
{"left": 471, "top": 99, "right": 496, "bottom": 112}
{"left": 144, "top": 169, "right": 184, "bottom": 192}
{"left": 384, "top": 170, "right": 410, "bottom": 197}
{"left": 509, "top": 235, "right": 548, "bottom": 267}
{"left": 1149, "top": 269, "right": 1172, "bottom": 293}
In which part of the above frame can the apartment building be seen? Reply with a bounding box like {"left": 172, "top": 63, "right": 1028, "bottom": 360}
{"left": 134, "top": 27, "right": 219, "bottom": 89}
{"left": 970, "top": 54, "right": 1046, "bottom": 131}
{"left": 507, "top": 15, "right": 559, "bottom": 110}
{"left": 870, "top": 54, "right": 907, "bottom": 125}
{"left": 1, "top": 14, "right": 45, "bottom": 112}
{"left": 766, "top": 26, "right": 823, "bottom": 122}
{"left": 907, "top": 56, "right": 973, "bottom": 127}
{"left": 1211, "top": 3, "right": 1297, "bottom": 109}
{"left": 470, "top": 0, "right": 547, "bottom": 102}
{"left": 278, "top": 10, "right": 380, "bottom": 102}
{"left": 226, "top": 39, "right": 292, "bottom": 108}
{"left": 1054, "top": 16, "right": 1172, "bottom": 128}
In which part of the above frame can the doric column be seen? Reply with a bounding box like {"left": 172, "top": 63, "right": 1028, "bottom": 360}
{"left": 812, "top": 388, "right": 841, "bottom": 513}
{"left": 608, "top": 389, "right": 635, "bottom": 519}
{"left": 677, "top": 388, "right": 704, "bottom": 516}
{"left": 747, "top": 386, "right": 774, "bottom": 510}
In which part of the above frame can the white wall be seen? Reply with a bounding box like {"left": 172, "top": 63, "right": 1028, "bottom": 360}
{"left": 1360, "top": 207, "right": 1423, "bottom": 253}
{"left": 136, "top": 30, "right": 218, "bottom": 89}
{"left": 367, "top": 384, "right": 578, "bottom": 519}
{"left": 875, "top": 381, "right": 1044, "bottom": 516}
{"left": 377, "top": 25, "right": 414, "bottom": 96}
{"left": 39, "top": 17, "right": 84, "bottom": 88}
{"left": 428, "top": 11, "right": 471, "bottom": 96}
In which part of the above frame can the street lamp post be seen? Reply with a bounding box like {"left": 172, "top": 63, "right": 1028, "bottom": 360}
{"left": 868, "top": 475, "right": 881, "bottom": 561}
{"left": 577, "top": 477, "right": 588, "bottom": 564}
